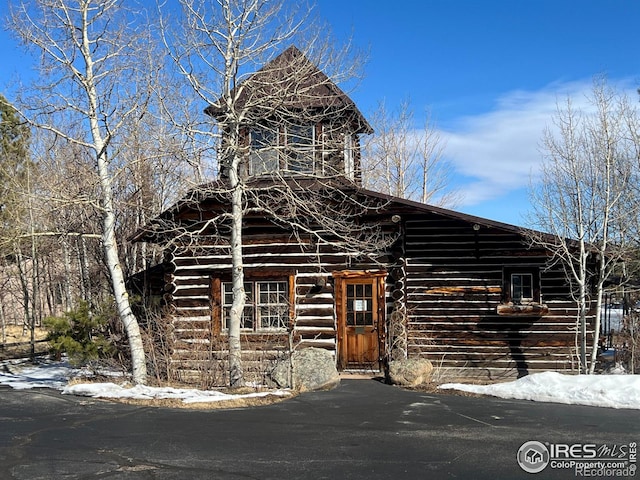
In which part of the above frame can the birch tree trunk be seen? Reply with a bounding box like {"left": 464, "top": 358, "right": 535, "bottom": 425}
{"left": 228, "top": 166, "right": 245, "bottom": 386}
{"left": 162, "top": 0, "right": 311, "bottom": 387}
{"left": 528, "top": 80, "right": 637, "bottom": 374}
{"left": 80, "top": 12, "right": 147, "bottom": 384}
{"left": 61, "top": 239, "right": 73, "bottom": 310}
{"left": 7, "top": 0, "right": 154, "bottom": 383}
{"left": 162, "top": 0, "right": 389, "bottom": 387}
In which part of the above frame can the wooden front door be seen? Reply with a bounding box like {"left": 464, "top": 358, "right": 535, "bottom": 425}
{"left": 334, "top": 271, "right": 386, "bottom": 371}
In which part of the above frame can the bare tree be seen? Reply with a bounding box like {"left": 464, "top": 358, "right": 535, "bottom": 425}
{"left": 114, "top": 98, "right": 194, "bottom": 279}
{"left": 527, "top": 80, "right": 638, "bottom": 373}
{"left": 159, "top": 0, "right": 388, "bottom": 386}
{"left": 6, "top": 0, "right": 162, "bottom": 383}
{"left": 362, "top": 100, "right": 458, "bottom": 206}
{"left": 0, "top": 94, "right": 40, "bottom": 349}
{"left": 29, "top": 130, "right": 105, "bottom": 308}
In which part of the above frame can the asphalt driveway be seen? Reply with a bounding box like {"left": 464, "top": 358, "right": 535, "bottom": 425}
{"left": 0, "top": 379, "right": 637, "bottom": 479}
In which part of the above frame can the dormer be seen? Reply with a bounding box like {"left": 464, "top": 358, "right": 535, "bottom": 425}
{"left": 205, "top": 46, "right": 372, "bottom": 185}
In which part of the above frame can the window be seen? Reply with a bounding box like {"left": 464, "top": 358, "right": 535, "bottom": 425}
{"left": 222, "top": 281, "right": 289, "bottom": 332}
{"left": 511, "top": 273, "right": 533, "bottom": 303}
{"left": 343, "top": 132, "right": 354, "bottom": 179}
{"left": 286, "top": 123, "right": 314, "bottom": 172}
{"left": 249, "top": 126, "right": 279, "bottom": 175}
{"left": 502, "top": 267, "right": 541, "bottom": 305}
{"left": 346, "top": 283, "right": 374, "bottom": 326}
{"left": 247, "top": 123, "right": 316, "bottom": 174}
{"left": 246, "top": 122, "right": 357, "bottom": 177}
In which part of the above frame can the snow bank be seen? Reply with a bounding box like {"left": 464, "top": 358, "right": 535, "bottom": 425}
{"left": 3, "top": 359, "right": 638, "bottom": 409}
{"left": 439, "top": 371, "right": 640, "bottom": 409}
{"left": 62, "top": 383, "right": 290, "bottom": 403}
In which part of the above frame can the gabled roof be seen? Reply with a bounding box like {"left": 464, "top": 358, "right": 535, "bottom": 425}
{"left": 204, "top": 46, "right": 373, "bottom": 134}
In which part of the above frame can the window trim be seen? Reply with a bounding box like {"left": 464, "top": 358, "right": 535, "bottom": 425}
{"left": 343, "top": 132, "right": 355, "bottom": 179}
{"left": 211, "top": 274, "right": 294, "bottom": 335}
{"left": 245, "top": 122, "right": 358, "bottom": 178}
{"left": 501, "top": 266, "right": 541, "bottom": 305}
{"left": 511, "top": 272, "right": 534, "bottom": 303}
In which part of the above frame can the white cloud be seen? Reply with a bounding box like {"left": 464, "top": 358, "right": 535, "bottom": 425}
{"left": 440, "top": 78, "right": 638, "bottom": 208}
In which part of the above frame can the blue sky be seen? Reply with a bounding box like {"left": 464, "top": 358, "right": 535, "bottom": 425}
{"left": 2, "top": 0, "right": 640, "bottom": 226}
{"left": 316, "top": 0, "right": 640, "bottom": 225}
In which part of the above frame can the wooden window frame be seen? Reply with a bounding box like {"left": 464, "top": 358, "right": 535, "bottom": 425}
{"left": 211, "top": 274, "right": 295, "bottom": 335}
{"left": 511, "top": 272, "right": 534, "bottom": 303}
{"left": 248, "top": 125, "right": 279, "bottom": 175}
{"left": 497, "top": 266, "right": 548, "bottom": 316}
{"left": 285, "top": 123, "right": 315, "bottom": 173}
{"left": 502, "top": 266, "right": 541, "bottom": 305}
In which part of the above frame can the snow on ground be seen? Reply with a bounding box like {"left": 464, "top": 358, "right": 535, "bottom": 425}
{"left": 63, "top": 382, "right": 290, "bottom": 403}
{"left": 0, "top": 360, "right": 74, "bottom": 391}
{"left": 0, "top": 359, "right": 290, "bottom": 404}
{"left": 2, "top": 358, "right": 639, "bottom": 409}
{"left": 439, "top": 370, "right": 640, "bottom": 409}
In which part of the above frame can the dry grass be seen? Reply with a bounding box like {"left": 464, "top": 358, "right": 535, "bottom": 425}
{"left": 0, "top": 325, "right": 49, "bottom": 360}
{"left": 408, "top": 382, "right": 486, "bottom": 398}
{"left": 2, "top": 324, "right": 48, "bottom": 342}
{"left": 405, "top": 376, "right": 500, "bottom": 398}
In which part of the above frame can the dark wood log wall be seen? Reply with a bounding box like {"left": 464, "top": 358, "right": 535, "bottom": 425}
{"left": 163, "top": 233, "right": 389, "bottom": 382}
{"left": 403, "top": 216, "right": 589, "bottom": 380}
{"left": 159, "top": 208, "right": 590, "bottom": 382}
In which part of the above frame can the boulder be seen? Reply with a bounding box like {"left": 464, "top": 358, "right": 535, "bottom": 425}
{"left": 388, "top": 358, "right": 433, "bottom": 387}
{"left": 271, "top": 348, "right": 340, "bottom": 392}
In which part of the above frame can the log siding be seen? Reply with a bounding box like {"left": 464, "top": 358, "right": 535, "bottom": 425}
{"left": 136, "top": 190, "right": 589, "bottom": 383}
{"left": 402, "top": 217, "right": 587, "bottom": 379}
{"left": 163, "top": 235, "right": 393, "bottom": 382}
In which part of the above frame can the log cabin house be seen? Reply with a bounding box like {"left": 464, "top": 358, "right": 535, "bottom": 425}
{"left": 132, "top": 47, "right": 589, "bottom": 384}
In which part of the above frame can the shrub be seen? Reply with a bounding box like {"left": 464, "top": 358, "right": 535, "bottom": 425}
{"left": 44, "top": 301, "right": 116, "bottom": 366}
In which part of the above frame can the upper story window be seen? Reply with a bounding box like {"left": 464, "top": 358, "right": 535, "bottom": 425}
{"left": 343, "top": 132, "right": 354, "bottom": 180}
{"left": 286, "top": 123, "right": 315, "bottom": 173}
{"left": 246, "top": 122, "right": 354, "bottom": 178}
{"left": 249, "top": 126, "right": 278, "bottom": 175}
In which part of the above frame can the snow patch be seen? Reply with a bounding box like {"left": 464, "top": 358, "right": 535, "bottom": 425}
{"left": 1, "top": 359, "right": 290, "bottom": 404}
{"left": 62, "top": 383, "right": 290, "bottom": 403}
{"left": 439, "top": 371, "right": 640, "bottom": 409}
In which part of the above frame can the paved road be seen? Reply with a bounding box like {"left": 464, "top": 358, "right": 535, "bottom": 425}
{"left": 0, "top": 379, "right": 637, "bottom": 479}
